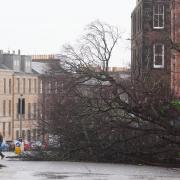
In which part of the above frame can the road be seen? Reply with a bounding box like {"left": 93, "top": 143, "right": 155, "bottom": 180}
{"left": 0, "top": 152, "right": 180, "bottom": 180}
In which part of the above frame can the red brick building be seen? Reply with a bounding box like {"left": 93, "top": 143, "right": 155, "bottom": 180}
{"left": 131, "top": 0, "right": 180, "bottom": 97}
{"left": 171, "top": 0, "right": 180, "bottom": 97}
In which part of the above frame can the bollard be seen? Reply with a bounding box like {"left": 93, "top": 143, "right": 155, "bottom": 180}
{"left": 15, "top": 141, "right": 21, "bottom": 155}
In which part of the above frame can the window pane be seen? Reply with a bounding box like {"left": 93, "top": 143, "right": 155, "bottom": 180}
{"left": 4, "top": 79, "right": 6, "bottom": 94}
{"left": 154, "top": 15, "right": 159, "bottom": 27}
{"left": 155, "top": 56, "right": 163, "bottom": 66}
{"left": 3, "top": 122, "right": 5, "bottom": 136}
{"left": 28, "top": 103, "right": 31, "bottom": 119}
{"left": 3, "top": 100, "right": 6, "bottom": 116}
{"left": 154, "top": 44, "right": 164, "bottom": 68}
{"left": 22, "top": 130, "right": 25, "bottom": 139}
{"left": 34, "top": 79, "right": 37, "bottom": 93}
{"left": 27, "top": 130, "right": 31, "bottom": 142}
{"left": 8, "top": 122, "right": 11, "bottom": 136}
{"left": 153, "top": 5, "right": 164, "bottom": 28}
{"left": 9, "top": 79, "right": 11, "bottom": 94}
{"left": 23, "top": 78, "right": 26, "bottom": 93}
{"left": 159, "top": 15, "right": 164, "bottom": 27}
{"left": 9, "top": 100, "right": 11, "bottom": 116}
{"left": 16, "top": 130, "right": 19, "bottom": 140}
{"left": 155, "top": 44, "right": 162, "bottom": 54}
{"left": 33, "top": 129, "right": 36, "bottom": 141}
{"left": 17, "top": 78, "right": 20, "bottom": 93}
{"left": 28, "top": 79, "right": 31, "bottom": 93}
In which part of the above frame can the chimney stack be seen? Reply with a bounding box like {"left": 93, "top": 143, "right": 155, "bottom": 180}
{"left": 18, "top": 49, "right": 21, "bottom": 55}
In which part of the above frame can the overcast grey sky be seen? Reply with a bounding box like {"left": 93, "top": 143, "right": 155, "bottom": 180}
{"left": 0, "top": 0, "right": 136, "bottom": 67}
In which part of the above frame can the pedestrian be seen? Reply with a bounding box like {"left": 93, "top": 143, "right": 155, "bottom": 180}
{"left": 0, "top": 132, "right": 5, "bottom": 159}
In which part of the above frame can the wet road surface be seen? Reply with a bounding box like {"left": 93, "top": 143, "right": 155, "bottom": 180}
{"left": 0, "top": 152, "right": 180, "bottom": 180}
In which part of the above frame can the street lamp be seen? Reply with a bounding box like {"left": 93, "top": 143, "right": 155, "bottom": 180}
{"left": 18, "top": 94, "right": 25, "bottom": 138}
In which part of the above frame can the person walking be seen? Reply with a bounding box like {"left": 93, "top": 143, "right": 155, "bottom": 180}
{"left": 0, "top": 132, "right": 5, "bottom": 159}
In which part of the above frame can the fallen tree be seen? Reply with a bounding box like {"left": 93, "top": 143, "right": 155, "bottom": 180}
{"left": 37, "top": 20, "right": 180, "bottom": 165}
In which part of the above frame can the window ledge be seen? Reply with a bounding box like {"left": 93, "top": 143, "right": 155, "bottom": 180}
{"left": 153, "top": 66, "right": 164, "bottom": 69}
{"left": 153, "top": 27, "right": 164, "bottom": 30}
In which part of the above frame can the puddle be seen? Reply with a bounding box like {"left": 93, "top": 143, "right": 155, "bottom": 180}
{"left": 129, "top": 174, "right": 180, "bottom": 180}
{"left": 0, "top": 164, "right": 6, "bottom": 169}
{"left": 36, "top": 173, "right": 68, "bottom": 179}
{"left": 35, "top": 172, "right": 109, "bottom": 179}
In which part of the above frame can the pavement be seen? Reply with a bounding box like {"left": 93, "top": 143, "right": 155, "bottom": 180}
{"left": 0, "top": 152, "right": 180, "bottom": 180}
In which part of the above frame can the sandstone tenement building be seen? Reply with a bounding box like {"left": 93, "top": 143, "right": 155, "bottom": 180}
{"left": 0, "top": 50, "right": 39, "bottom": 142}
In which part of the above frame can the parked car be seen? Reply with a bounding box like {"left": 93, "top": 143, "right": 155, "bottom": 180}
{"left": 24, "top": 141, "right": 31, "bottom": 151}
{"left": 31, "top": 141, "right": 41, "bottom": 150}
{"left": 30, "top": 141, "right": 48, "bottom": 151}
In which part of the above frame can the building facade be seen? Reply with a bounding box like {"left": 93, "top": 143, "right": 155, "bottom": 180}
{"left": 171, "top": 0, "right": 180, "bottom": 97}
{"left": 0, "top": 69, "right": 14, "bottom": 141}
{"left": 131, "top": 0, "right": 180, "bottom": 97}
{"left": 13, "top": 73, "right": 39, "bottom": 142}
{"left": 0, "top": 50, "right": 40, "bottom": 142}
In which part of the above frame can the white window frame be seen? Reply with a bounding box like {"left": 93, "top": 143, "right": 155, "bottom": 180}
{"left": 153, "top": 43, "right": 164, "bottom": 68}
{"left": 153, "top": 4, "right": 164, "bottom": 29}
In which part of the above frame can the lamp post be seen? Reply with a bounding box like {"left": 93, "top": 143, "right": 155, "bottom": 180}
{"left": 18, "top": 94, "right": 25, "bottom": 138}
